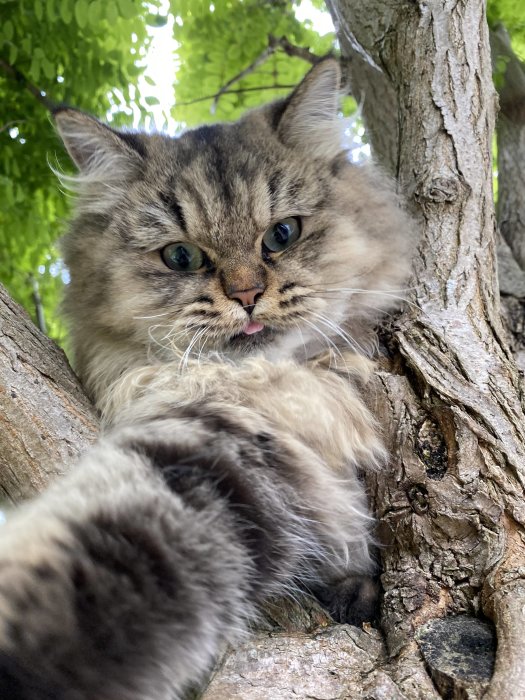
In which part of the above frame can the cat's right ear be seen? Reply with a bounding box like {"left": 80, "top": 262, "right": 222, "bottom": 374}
{"left": 275, "top": 58, "right": 343, "bottom": 160}
{"left": 53, "top": 107, "right": 144, "bottom": 176}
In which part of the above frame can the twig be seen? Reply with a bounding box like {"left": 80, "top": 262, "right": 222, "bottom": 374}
{"left": 0, "top": 58, "right": 57, "bottom": 112}
{"left": 176, "top": 84, "right": 297, "bottom": 108}
{"left": 29, "top": 275, "right": 47, "bottom": 335}
{"left": 0, "top": 119, "right": 25, "bottom": 134}
{"left": 211, "top": 44, "right": 276, "bottom": 113}
{"left": 272, "top": 36, "right": 322, "bottom": 65}
{"left": 210, "top": 35, "right": 323, "bottom": 113}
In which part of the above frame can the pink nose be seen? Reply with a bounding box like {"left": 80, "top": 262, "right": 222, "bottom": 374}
{"left": 228, "top": 287, "right": 264, "bottom": 313}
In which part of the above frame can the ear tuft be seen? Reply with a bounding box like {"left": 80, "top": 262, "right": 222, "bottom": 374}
{"left": 53, "top": 108, "right": 144, "bottom": 175}
{"left": 277, "top": 58, "right": 343, "bottom": 159}
{"left": 52, "top": 108, "right": 145, "bottom": 214}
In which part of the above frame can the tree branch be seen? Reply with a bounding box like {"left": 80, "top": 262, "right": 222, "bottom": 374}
{"left": 490, "top": 25, "right": 525, "bottom": 123}
{"left": 176, "top": 84, "right": 297, "bottom": 108}
{"left": 0, "top": 284, "right": 97, "bottom": 502}
{"left": 0, "top": 58, "right": 57, "bottom": 112}
{"left": 0, "top": 119, "right": 25, "bottom": 134}
{"left": 325, "top": 0, "right": 398, "bottom": 174}
{"left": 209, "top": 35, "right": 323, "bottom": 113}
{"left": 271, "top": 35, "right": 322, "bottom": 65}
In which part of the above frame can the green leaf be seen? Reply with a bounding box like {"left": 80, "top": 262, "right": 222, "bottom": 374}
{"left": 60, "top": 0, "right": 72, "bottom": 24}
{"left": 117, "top": 0, "right": 135, "bottom": 20}
{"left": 29, "top": 55, "right": 41, "bottom": 82}
{"left": 42, "top": 58, "right": 55, "bottom": 80}
{"left": 21, "top": 36, "right": 32, "bottom": 55}
{"left": 144, "top": 95, "right": 160, "bottom": 105}
{"left": 105, "top": 2, "right": 118, "bottom": 24}
{"left": 144, "top": 75, "right": 156, "bottom": 86}
{"left": 3, "top": 19, "right": 14, "bottom": 40}
{"left": 88, "top": 0, "right": 101, "bottom": 24}
{"left": 74, "top": 0, "right": 88, "bottom": 28}
{"left": 35, "top": 0, "right": 44, "bottom": 21}
{"left": 46, "top": 0, "right": 57, "bottom": 22}
{"left": 8, "top": 43, "right": 18, "bottom": 64}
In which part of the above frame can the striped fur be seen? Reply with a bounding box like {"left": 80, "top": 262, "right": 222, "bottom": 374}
{"left": 0, "top": 60, "right": 415, "bottom": 698}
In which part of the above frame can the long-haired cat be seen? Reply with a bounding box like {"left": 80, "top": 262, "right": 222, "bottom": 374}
{"left": 0, "top": 59, "right": 413, "bottom": 699}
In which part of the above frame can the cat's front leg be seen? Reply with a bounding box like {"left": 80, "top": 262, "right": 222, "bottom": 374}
{"left": 0, "top": 412, "right": 328, "bottom": 700}
{"left": 0, "top": 434, "right": 257, "bottom": 700}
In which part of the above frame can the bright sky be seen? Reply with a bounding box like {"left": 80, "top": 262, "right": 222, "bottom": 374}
{"left": 129, "top": 0, "right": 335, "bottom": 133}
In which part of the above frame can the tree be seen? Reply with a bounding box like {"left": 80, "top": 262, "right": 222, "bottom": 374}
{"left": 1, "top": 1, "right": 525, "bottom": 698}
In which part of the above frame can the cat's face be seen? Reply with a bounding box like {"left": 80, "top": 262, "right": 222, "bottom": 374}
{"left": 56, "top": 60, "right": 413, "bottom": 397}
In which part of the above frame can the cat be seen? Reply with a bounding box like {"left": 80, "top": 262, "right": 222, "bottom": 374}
{"left": 0, "top": 59, "right": 414, "bottom": 699}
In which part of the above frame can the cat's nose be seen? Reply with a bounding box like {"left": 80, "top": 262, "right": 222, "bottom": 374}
{"left": 228, "top": 287, "right": 265, "bottom": 315}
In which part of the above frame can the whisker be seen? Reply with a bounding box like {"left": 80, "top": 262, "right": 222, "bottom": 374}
{"left": 297, "top": 315, "right": 341, "bottom": 367}
{"left": 146, "top": 320, "right": 205, "bottom": 360}
{"left": 311, "top": 293, "right": 396, "bottom": 316}
{"left": 310, "top": 311, "right": 367, "bottom": 356}
{"left": 133, "top": 310, "right": 173, "bottom": 321}
{"left": 291, "top": 320, "right": 309, "bottom": 363}
{"left": 310, "top": 286, "right": 420, "bottom": 310}
{"left": 147, "top": 323, "right": 177, "bottom": 355}
{"left": 179, "top": 327, "right": 208, "bottom": 373}
{"left": 197, "top": 328, "right": 211, "bottom": 365}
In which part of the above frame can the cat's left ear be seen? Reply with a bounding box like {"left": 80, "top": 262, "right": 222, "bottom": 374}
{"left": 276, "top": 58, "right": 343, "bottom": 159}
{"left": 53, "top": 107, "right": 144, "bottom": 177}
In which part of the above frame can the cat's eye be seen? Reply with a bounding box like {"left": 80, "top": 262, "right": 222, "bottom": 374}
{"left": 262, "top": 217, "right": 301, "bottom": 254}
{"left": 161, "top": 242, "right": 204, "bottom": 272}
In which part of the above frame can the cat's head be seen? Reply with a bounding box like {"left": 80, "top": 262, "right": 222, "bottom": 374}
{"left": 55, "top": 59, "right": 414, "bottom": 403}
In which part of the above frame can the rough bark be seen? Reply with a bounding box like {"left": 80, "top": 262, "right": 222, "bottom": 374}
{"left": 0, "top": 284, "right": 97, "bottom": 503}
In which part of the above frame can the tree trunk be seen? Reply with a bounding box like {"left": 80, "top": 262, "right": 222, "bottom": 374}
{"left": 328, "top": 1, "right": 525, "bottom": 698}
{"left": 1, "top": 2, "right": 525, "bottom": 699}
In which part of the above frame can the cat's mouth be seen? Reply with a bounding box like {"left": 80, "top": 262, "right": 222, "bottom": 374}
{"left": 228, "top": 323, "right": 276, "bottom": 348}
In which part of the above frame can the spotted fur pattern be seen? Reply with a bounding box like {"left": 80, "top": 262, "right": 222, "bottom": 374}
{"left": 0, "top": 60, "right": 415, "bottom": 698}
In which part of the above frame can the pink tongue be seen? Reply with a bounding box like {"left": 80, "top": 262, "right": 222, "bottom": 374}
{"left": 243, "top": 321, "right": 265, "bottom": 336}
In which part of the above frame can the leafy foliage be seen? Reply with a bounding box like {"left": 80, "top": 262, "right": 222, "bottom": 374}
{"left": 171, "top": 0, "right": 334, "bottom": 125}
{"left": 0, "top": 0, "right": 163, "bottom": 340}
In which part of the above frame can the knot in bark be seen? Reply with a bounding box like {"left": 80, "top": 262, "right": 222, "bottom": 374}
{"left": 415, "top": 417, "right": 448, "bottom": 480}
{"left": 416, "top": 175, "right": 462, "bottom": 204}
{"left": 406, "top": 483, "right": 429, "bottom": 514}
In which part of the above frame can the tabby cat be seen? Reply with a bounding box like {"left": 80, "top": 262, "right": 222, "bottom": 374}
{"left": 0, "top": 59, "right": 413, "bottom": 699}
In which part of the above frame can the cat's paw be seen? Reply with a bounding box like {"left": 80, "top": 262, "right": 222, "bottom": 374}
{"left": 313, "top": 574, "right": 380, "bottom": 627}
